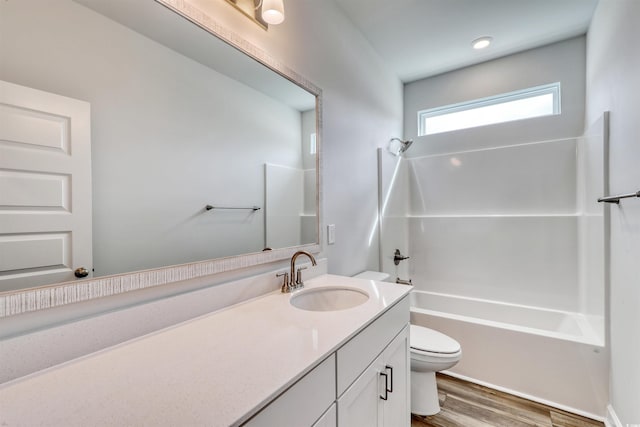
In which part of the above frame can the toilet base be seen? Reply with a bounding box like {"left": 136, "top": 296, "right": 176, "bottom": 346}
{"left": 411, "top": 370, "right": 440, "bottom": 416}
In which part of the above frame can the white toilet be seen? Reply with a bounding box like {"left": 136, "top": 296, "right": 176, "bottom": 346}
{"left": 409, "top": 324, "right": 461, "bottom": 415}
{"left": 353, "top": 271, "right": 462, "bottom": 416}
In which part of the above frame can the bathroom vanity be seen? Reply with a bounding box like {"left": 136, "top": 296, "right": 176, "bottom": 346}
{"left": 0, "top": 275, "right": 410, "bottom": 426}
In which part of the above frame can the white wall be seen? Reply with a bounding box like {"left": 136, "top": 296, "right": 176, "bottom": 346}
{"left": 585, "top": 1, "right": 640, "bottom": 425}
{"left": 188, "top": 0, "right": 404, "bottom": 275}
{"left": 301, "top": 109, "right": 318, "bottom": 243}
{"left": 315, "top": 4, "right": 404, "bottom": 274}
{"left": 0, "top": 0, "right": 304, "bottom": 276}
{"left": 265, "top": 164, "right": 303, "bottom": 248}
{"left": 404, "top": 37, "right": 586, "bottom": 156}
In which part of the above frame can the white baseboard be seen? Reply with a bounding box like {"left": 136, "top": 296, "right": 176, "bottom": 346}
{"left": 441, "top": 370, "right": 605, "bottom": 422}
{"left": 605, "top": 405, "right": 623, "bottom": 427}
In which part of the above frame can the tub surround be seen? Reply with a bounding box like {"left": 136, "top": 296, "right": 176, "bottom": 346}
{"left": 0, "top": 274, "right": 410, "bottom": 426}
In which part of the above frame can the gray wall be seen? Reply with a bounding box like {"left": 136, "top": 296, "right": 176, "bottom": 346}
{"left": 586, "top": 1, "right": 640, "bottom": 425}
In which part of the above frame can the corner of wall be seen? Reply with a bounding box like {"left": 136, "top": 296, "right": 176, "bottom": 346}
{"left": 605, "top": 404, "right": 624, "bottom": 427}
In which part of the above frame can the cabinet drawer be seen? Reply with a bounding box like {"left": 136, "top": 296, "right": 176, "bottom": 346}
{"left": 243, "top": 354, "right": 336, "bottom": 426}
{"left": 336, "top": 295, "right": 409, "bottom": 396}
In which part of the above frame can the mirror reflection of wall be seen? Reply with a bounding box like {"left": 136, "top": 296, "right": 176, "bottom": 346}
{"left": 264, "top": 108, "right": 317, "bottom": 249}
{"left": 301, "top": 110, "right": 318, "bottom": 244}
{"left": 0, "top": 0, "right": 317, "bottom": 292}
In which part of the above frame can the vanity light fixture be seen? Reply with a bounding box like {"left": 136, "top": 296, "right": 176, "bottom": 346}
{"left": 262, "top": 0, "right": 285, "bottom": 25}
{"left": 472, "top": 36, "right": 493, "bottom": 50}
{"left": 223, "top": 0, "right": 285, "bottom": 29}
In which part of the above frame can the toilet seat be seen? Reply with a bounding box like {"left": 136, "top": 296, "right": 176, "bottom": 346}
{"left": 410, "top": 325, "right": 460, "bottom": 354}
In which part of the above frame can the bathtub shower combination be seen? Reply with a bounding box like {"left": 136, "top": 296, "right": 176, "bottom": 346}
{"left": 379, "top": 114, "right": 609, "bottom": 419}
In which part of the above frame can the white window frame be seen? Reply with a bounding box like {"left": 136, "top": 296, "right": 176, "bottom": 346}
{"left": 417, "top": 82, "right": 561, "bottom": 136}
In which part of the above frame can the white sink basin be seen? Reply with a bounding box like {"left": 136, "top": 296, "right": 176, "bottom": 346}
{"left": 290, "top": 286, "right": 369, "bottom": 312}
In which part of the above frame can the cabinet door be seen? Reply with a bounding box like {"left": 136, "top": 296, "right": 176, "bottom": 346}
{"left": 382, "top": 326, "right": 410, "bottom": 427}
{"left": 337, "top": 354, "right": 385, "bottom": 427}
{"left": 243, "top": 355, "right": 335, "bottom": 427}
{"left": 312, "top": 403, "right": 336, "bottom": 427}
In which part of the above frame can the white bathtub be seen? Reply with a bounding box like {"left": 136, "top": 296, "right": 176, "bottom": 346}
{"left": 410, "top": 290, "right": 608, "bottom": 420}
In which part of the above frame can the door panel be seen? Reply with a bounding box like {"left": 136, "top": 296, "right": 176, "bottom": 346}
{"left": 0, "top": 103, "right": 70, "bottom": 152}
{"left": 0, "top": 170, "right": 70, "bottom": 209}
{"left": 0, "top": 233, "right": 70, "bottom": 271}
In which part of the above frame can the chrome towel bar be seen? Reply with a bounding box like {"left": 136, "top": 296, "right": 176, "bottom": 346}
{"left": 597, "top": 190, "right": 640, "bottom": 204}
{"left": 205, "top": 205, "right": 261, "bottom": 211}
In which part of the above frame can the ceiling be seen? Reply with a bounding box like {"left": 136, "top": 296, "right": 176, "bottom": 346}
{"left": 335, "top": 0, "right": 599, "bottom": 83}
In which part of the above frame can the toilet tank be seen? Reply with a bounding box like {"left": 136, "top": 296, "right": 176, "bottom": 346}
{"left": 352, "top": 271, "right": 391, "bottom": 282}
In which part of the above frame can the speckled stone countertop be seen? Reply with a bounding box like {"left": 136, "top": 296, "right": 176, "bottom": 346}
{"left": 0, "top": 274, "right": 410, "bottom": 426}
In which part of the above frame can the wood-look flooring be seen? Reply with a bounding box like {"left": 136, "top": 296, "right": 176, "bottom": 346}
{"left": 411, "top": 374, "right": 604, "bottom": 427}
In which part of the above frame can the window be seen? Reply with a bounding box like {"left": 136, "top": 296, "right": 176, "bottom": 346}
{"left": 417, "top": 82, "right": 561, "bottom": 136}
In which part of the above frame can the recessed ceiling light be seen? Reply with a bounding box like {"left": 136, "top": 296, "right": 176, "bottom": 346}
{"left": 472, "top": 36, "right": 493, "bottom": 50}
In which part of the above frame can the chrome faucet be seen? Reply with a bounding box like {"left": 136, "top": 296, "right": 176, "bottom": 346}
{"left": 277, "top": 250, "right": 317, "bottom": 293}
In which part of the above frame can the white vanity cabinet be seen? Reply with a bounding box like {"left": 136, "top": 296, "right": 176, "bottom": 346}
{"left": 243, "top": 355, "right": 336, "bottom": 427}
{"left": 313, "top": 404, "right": 337, "bottom": 427}
{"left": 337, "top": 327, "right": 410, "bottom": 427}
{"left": 243, "top": 295, "right": 410, "bottom": 427}
{"left": 336, "top": 294, "right": 410, "bottom": 427}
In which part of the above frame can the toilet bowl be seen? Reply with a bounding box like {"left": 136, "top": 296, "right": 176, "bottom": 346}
{"left": 352, "top": 272, "right": 462, "bottom": 415}
{"left": 410, "top": 324, "right": 461, "bottom": 416}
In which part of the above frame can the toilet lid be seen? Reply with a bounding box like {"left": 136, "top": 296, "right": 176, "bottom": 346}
{"left": 410, "top": 325, "right": 461, "bottom": 354}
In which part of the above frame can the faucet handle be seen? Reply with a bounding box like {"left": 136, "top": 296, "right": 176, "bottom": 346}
{"left": 393, "top": 249, "right": 410, "bottom": 266}
{"left": 295, "top": 266, "right": 308, "bottom": 286}
{"left": 276, "top": 272, "right": 290, "bottom": 293}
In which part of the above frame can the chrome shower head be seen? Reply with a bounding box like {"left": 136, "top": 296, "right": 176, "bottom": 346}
{"left": 388, "top": 138, "right": 414, "bottom": 156}
{"left": 399, "top": 139, "right": 413, "bottom": 153}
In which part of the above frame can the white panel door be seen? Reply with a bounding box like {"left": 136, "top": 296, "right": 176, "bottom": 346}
{"left": 0, "top": 80, "right": 92, "bottom": 291}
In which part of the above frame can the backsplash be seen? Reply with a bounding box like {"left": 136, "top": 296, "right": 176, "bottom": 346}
{"left": 0, "top": 259, "right": 327, "bottom": 384}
